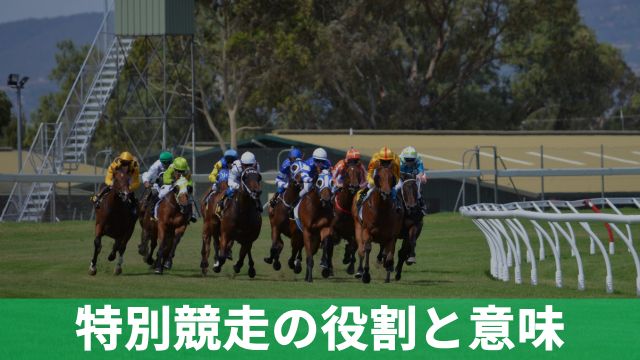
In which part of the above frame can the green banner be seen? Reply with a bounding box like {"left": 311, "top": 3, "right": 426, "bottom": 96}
{"left": 0, "top": 299, "right": 638, "bottom": 359}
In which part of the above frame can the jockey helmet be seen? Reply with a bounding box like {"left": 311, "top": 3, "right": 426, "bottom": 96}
{"left": 173, "top": 157, "right": 189, "bottom": 172}
{"left": 159, "top": 151, "right": 173, "bottom": 164}
{"left": 241, "top": 151, "right": 257, "bottom": 165}
{"left": 119, "top": 151, "right": 134, "bottom": 162}
{"left": 400, "top": 146, "right": 418, "bottom": 161}
{"left": 289, "top": 148, "right": 302, "bottom": 160}
{"left": 346, "top": 148, "right": 360, "bottom": 161}
{"left": 224, "top": 149, "right": 238, "bottom": 158}
{"left": 378, "top": 146, "right": 395, "bottom": 161}
{"left": 312, "top": 148, "right": 328, "bottom": 161}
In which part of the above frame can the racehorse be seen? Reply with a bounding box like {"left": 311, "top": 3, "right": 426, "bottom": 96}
{"left": 352, "top": 165, "right": 404, "bottom": 283}
{"left": 153, "top": 177, "right": 192, "bottom": 274}
{"left": 200, "top": 170, "right": 230, "bottom": 276}
{"left": 395, "top": 173, "right": 424, "bottom": 280}
{"left": 265, "top": 176, "right": 303, "bottom": 273}
{"left": 88, "top": 170, "right": 138, "bottom": 275}
{"left": 297, "top": 170, "right": 334, "bottom": 282}
{"left": 213, "top": 168, "right": 262, "bottom": 277}
{"left": 321, "top": 163, "right": 362, "bottom": 276}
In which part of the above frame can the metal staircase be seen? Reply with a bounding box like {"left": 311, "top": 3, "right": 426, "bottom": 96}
{"left": 0, "top": 7, "right": 134, "bottom": 222}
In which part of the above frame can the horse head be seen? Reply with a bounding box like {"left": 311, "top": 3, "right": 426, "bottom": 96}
{"left": 400, "top": 174, "right": 420, "bottom": 213}
{"left": 241, "top": 168, "right": 262, "bottom": 200}
{"left": 374, "top": 165, "right": 395, "bottom": 201}
{"left": 173, "top": 176, "right": 190, "bottom": 213}
{"left": 345, "top": 162, "right": 362, "bottom": 194}
{"left": 112, "top": 170, "right": 131, "bottom": 202}
{"left": 315, "top": 170, "right": 333, "bottom": 207}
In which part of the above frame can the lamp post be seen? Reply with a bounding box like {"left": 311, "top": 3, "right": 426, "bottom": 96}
{"left": 7, "top": 73, "right": 29, "bottom": 173}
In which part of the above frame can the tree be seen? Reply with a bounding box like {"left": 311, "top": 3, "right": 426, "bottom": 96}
{"left": 0, "top": 90, "right": 13, "bottom": 145}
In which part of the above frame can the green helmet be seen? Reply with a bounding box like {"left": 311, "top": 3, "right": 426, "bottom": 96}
{"left": 173, "top": 157, "right": 189, "bottom": 171}
{"left": 159, "top": 151, "right": 173, "bottom": 163}
{"left": 400, "top": 146, "right": 418, "bottom": 160}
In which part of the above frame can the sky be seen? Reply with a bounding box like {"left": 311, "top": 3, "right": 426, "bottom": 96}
{"left": 0, "top": 0, "right": 105, "bottom": 24}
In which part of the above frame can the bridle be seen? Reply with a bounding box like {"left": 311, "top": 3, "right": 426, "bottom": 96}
{"left": 241, "top": 168, "right": 261, "bottom": 200}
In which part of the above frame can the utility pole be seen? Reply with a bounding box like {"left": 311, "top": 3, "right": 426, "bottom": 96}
{"left": 7, "top": 74, "right": 29, "bottom": 172}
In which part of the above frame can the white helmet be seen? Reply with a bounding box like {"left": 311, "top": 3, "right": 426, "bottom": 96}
{"left": 240, "top": 151, "right": 256, "bottom": 165}
{"left": 312, "top": 148, "right": 328, "bottom": 161}
{"left": 400, "top": 146, "right": 418, "bottom": 160}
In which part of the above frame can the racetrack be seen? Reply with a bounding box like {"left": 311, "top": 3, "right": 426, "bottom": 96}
{"left": 0, "top": 213, "right": 638, "bottom": 298}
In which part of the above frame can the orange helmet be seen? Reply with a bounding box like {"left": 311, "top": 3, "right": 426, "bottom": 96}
{"left": 346, "top": 148, "right": 360, "bottom": 161}
{"left": 378, "top": 146, "right": 394, "bottom": 161}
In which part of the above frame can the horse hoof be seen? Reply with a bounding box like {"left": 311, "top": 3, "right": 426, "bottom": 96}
{"left": 346, "top": 264, "right": 355, "bottom": 275}
{"left": 137, "top": 244, "right": 147, "bottom": 256}
{"left": 395, "top": 273, "right": 402, "bottom": 281}
{"left": 342, "top": 256, "right": 350, "bottom": 265}
{"left": 200, "top": 261, "right": 209, "bottom": 269}
{"left": 264, "top": 256, "right": 273, "bottom": 264}
{"left": 406, "top": 257, "right": 416, "bottom": 265}
{"left": 114, "top": 267, "right": 122, "bottom": 276}
{"left": 213, "top": 265, "right": 221, "bottom": 273}
{"left": 201, "top": 268, "right": 208, "bottom": 276}
{"left": 273, "top": 260, "right": 281, "bottom": 271}
{"left": 88, "top": 267, "right": 97, "bottom": 276}
{"left": 108, "top": 253, "right": 116, "bottom": 262}
{"left": 163, "top": 260, "right": 172, "bottom": 270}
{"left": 233, "top": 265, "right": 241, "bottom": 274}
{"left": 288, "top": 258, "right": 295, "bottom": 269}
{"left": 321, "top": 268, "right": 331, "bottom": 278}
{"left": 248, "top": 268, "right": 256, "bottom": 278}
{"left": 294, "top": 263, "right": 302, "bottom": 274}
{"left": 362, "top": 272, "right": 371, "bottom": 284}
{"left": 355, "top": 271, "right": 363, "bottom": 279}
{"left": 146, "top": 257, "right": 154, "bottom": 266}
{"left": 154, "top": 268, "right": 163, "bottom": 275}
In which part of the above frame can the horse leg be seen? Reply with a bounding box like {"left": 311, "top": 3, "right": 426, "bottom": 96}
{"left": 154, "top": 224, "right": 168, "bottom": 274}
{"left": 396, "top": 238, "right": 410, "bottom": 281}
{"left": 247, "top": 247, "right": 256, "bottom": 278}
{"left": 108, "top": 239, "right": 118, "bottom": 262}
{"left": 376, "top": 243, "right": 385, "bottom": 265}
{"left": 165, "top": 226, "right": 185, "bottom": 270}
{"left": 214, "top": 231, "right": 229, "bottom": 273}
{"left": 362, "top": 230, "right": 372, "bottom": 283}
{"left": 201, "top": 225, "right": 212, "bottom": 276}
{"left": 384, "top": 239, "right": 397, "bottom": 283}
{"left": 146, "top": 236, "right": 157, "bottom": 266}
{"left": 320, "top": 228, "right": 333, "bottom": 278}
{"left": 138, "top": 226, "right": 148, "bottom": 256}
{"left": 233, "top": 243, "right": 248, "bottom": 274}
{"left": 346, "top": 238, "right": 356, "bottom": 275}
{"left": 89, "top": 233, "right": 103, "bottom": 276}
{"left": 289, "top": 231, "right": 303, "bottom": 274}
{"left": 303, "top": 229, "right": 315, "bottom": 283}
{"left": 114, "top": 237, "right": 127, "bottom": 275}
{"left": 406, "top": 225, "right": 419, "bottom": 265}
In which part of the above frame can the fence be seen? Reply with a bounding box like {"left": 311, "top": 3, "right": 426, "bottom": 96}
{"left": 459, "top": 198, "right": 640, "bottom": 296}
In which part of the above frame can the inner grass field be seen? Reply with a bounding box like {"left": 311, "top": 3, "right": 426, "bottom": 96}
{"left": 0, "top": 212, "right": 638, "bottom": 298}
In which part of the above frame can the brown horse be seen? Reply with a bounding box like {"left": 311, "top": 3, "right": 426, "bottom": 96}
{"left": 154, "top": 177, "right": 192, "bottom": 274}
{"left": 297, "top": 170, "right": 334, "bottom": 282}
{"left": 200, "top": 177, "right": 229, "bottom": 276}
{"left": 321, "top": 163, "right": 362, "bottom": 276}
{"left": 88, "top": 171, "right": 138, "bottom": 275}
{"left": 395, "top": 174, "right": 424, "bottom": 280}
{"left": 265, "top": 177, "right": 303, "bottom": 272}
{"left": 352, "top": 166, "right": 404, "bottom": 283}
{"left": 213, "top": 168, "right": 262, "bottom": 277}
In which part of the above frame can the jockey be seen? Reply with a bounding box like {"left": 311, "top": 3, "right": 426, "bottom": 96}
{"left": 141, "top": 151, "right": 173, "bottom": 206}
{"left": 332, "top": 147, "right": 367, "bottom": 192}
{"left": 208, "top": 149, "right": 238, "bottom": 194}
{"left": 91, "top": 151, "right": 140, "bottom": 210}
{"left": 291, "top": 159, "right": 314, "bottom": 199}
{"left": 398, "top": 146, "right": 428, "bottom": 215}
{"left": 305, "top": 147, "right": 332, "bottom": 178}
{"left": 154, "top": 157, "right": 196, "bottom": 223}
{"left": 219, "top": 151, "right": 263, "bottom": 212}
{"left": 356, "top": 146, "right": 400, "bottom": 209}
{"left": 271, "top": 147, "right": 303, "bottom": 207}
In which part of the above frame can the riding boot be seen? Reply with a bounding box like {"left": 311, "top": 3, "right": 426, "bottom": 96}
{"left": 91, "top": 186, "right": 111, "bottom": 209}
{"left": 418, "top": 197, "right": 428, "bottom": 215}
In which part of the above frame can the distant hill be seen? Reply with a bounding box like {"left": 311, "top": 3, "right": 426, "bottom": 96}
{"left": 578, "top": 0, "right": 640, "bottom": 74}
{"left": 0, "top": 13, "right": 101, "bottom": 119}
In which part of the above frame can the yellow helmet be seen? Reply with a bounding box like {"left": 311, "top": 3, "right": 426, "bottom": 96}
{"left": 378, "top": 146, "right": 394, "bottom": 161}
{"left": 119, "top": 151, "right": 134, "bottom": 162}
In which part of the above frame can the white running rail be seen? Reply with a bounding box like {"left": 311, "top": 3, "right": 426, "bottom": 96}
{"left": 460, "top": 197, "right": 640, "bottom": 296}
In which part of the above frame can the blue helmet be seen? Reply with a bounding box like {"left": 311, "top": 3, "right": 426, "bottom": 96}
{"left": 224, "top": 149, "right": 238, "bottom": 158}
{"left": 289, "top": 148, "right": 302, "bottom": 160}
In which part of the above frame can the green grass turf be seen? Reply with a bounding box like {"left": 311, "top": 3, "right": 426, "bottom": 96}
{"left": 0, "top": 212, "right": 638, "bottom": 298}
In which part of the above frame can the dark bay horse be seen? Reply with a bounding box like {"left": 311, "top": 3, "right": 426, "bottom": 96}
{"left": 89, "top": 171, "right": 137, "bottom": 275}
{"left": 265, "top": 177, "right": 303, "bottom": 272}
{"left": 200, "top": 173, "right": 229, "bottom": 276}
{"left": 213, "top": 168, "right": 262, "bottom": 277}
{"left": 297, "top": 170, "right": 334, "bottom": 282}
{"left": 395, "top": 174, "right": 424, "bottom": 280}
{"left": 154, "top": 177, "right": 192, "bottom": 274}
{"left": 352, "top": 166, "right": 404, "bottom": 283}
{"left": 321, "top": 163, "right": 362, "bottom": 276}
